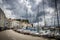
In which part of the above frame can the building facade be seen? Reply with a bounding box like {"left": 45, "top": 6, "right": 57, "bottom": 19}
{"left": 0, "top": 8, "right": 9, "bottom": 30}
{"left": 9, "top": 19, "right": 32, "bottom": 29}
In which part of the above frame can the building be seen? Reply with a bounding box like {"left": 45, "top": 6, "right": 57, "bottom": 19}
{"left": 0, "top": 8, "right": 9, "bottom": 30}
{"left": 9, "top": 19, "right": 33, "bottom": 29}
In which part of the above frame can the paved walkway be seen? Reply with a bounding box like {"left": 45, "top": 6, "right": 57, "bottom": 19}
{"left": 0, "top": 30, "right": 55, "bottom": 40}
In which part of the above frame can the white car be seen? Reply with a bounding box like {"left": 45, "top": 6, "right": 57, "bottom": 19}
{"left": 22, "top": 29, "right": 30, "bottom": 34}
{"left": 39, "top": 30, "right": 51, "bottom": 36}
{"left": 55, "top": 33, "right": 60, "bottom": 36}
{"left": 16, "top": 29, "right": 23, "bottom": 32}
{"left": 55, "top": 32, "right": 60, "bottom": 39}
{"left": 30, "top": 31, "right": 39, "bottom": 35}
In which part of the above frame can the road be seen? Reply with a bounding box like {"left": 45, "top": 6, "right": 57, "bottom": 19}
{"left": 0, "top": 30, "right": 55, "bottom": 40}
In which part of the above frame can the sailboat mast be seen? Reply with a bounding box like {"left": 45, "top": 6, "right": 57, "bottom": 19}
{"left": 37, "top": 4, "right": 40, "bottom": 33}
{"left": 55, "top": 0, "right": 59, "bottom": 27}
{"left": 43, "top": 0, "right": 46, "bottom": 27}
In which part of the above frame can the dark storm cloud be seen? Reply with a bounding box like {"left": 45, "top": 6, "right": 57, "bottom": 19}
{"left": 2, "top": 0, "right": 29, "bottom": 19}
{"left": 0, "top": 0, "right": 60, "bottom": 26}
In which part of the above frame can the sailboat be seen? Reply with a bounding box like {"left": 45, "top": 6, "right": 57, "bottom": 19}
{"left": 54, "top": 0, "right": 60, "bottom": 39}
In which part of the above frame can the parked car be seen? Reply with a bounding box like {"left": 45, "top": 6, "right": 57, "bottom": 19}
{"left": 20, "top": 27, "right": 31, "bottom": 34}
{"left": 30, "top": 30, "right": 39, "bottom": 36}
{"left": 16, "top": 29, "right": 23, "bottom": 33}
{"left": 55, "top": 32, "right": 60, "bottom": 39}
{"left": 39, "top": 30, "right": 51, "bottom": 37}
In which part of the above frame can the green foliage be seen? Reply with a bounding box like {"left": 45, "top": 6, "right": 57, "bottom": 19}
{"left": 15, "top": 19, "right": 29, "bottom": 23}
{"left": 21, "top": 20, "right": 29, "bottom": 23}
{"left": 16, "top": 19, "right": 21, "bottom": 21}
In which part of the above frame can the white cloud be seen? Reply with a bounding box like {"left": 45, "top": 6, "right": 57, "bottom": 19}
{"left": 19, "top": 0, "right": 24, "bottom": 3}
{"left": 0, "top": 0, "right": 59, "bottom": 26}
{"left": 2, "top": 8, "right": 13, "bottom": 18}
{"left": 0, "top": 0, "right": 3, "bottom": 4}
{"left": 39, "top": 22, "right": 45, "bottom": 26}
{"left": 45, "top": 7, "right": 54, "bottom": 14}
{"left": 35, "top": 0, "right": 42, "bottom": 5}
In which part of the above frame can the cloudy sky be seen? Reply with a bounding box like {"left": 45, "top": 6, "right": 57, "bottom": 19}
{"left": 0, "top": 0, "right": 60, "bottom": 26}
